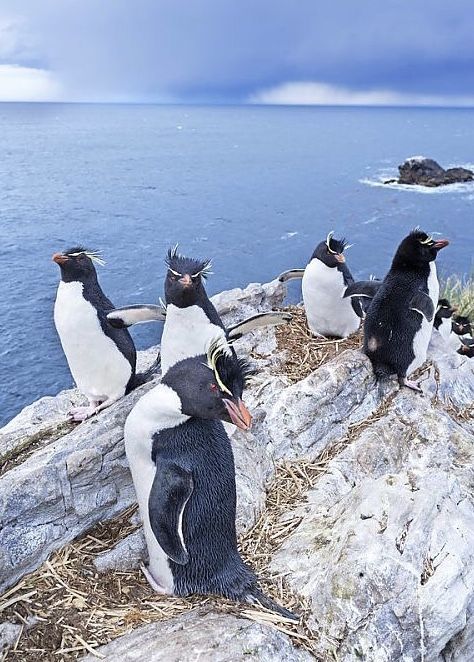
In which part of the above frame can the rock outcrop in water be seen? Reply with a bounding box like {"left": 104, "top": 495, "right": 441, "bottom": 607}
{"left": 385, "top": 156, "right": 474, "bottom": 187}
{"left": 1, "top": 279, "right": 474, "bottom": 661}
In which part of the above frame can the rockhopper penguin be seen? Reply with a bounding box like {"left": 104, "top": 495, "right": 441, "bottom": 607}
{"left": 344, "top": 230, "right": 449, "bottom": 391}
{"left": 107, "top": 246, "right": 291, "bottom": 375}
{"left": 53, "top": 247, "right": 155, "bottom": 421}
{"left": 124, "top": 340, "right": 297, "bottom": 620}
{"left": 279, "top": 232, "right": 362, "bottom": 338}
{"left": 433, "top": 299, "right": 457, "bottom": 342}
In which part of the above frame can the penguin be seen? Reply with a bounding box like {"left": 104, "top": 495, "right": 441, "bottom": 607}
{"left": 434, "top": 298, "right": 458, "bottom": 341}
{"left": 458, "top": 336, "right": 474, "bottom": 358}
{"left": 107, "top": 246, "right": 291, "bottom": 375}
{"left": 124, "top": 340, "right": 297, "bottom": 621}
{"left": 344, "top": 230, "right": 449, "bottom": 391}
{"left": 279, "top": 232, "right": 362, "bottom": 338}
{"left": 448, "top": 315, "right": 472, "bottom": 351}
{"left": 53, "top": 247, "right": 154, "bottom": 421}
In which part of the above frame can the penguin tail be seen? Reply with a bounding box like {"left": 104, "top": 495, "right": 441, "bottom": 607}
{"left": 127, "top": 352, "right": 161, "bottom": 392}
{"left": 245, "top": 587, "right": 299, "bottom": 622}
{"left": 373, "top": 362, "right": 392, "bottom": 382}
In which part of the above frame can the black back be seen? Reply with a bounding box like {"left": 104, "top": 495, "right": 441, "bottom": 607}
{"left": 150, "top": 418, "right": 257, "bottom": 599}
{"left": 363, "top": 231, "right": 438, "bottom": 379}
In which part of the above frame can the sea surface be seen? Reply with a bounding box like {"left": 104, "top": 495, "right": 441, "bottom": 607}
{"left": 1, "top": 103, "right": 473, "bottom": 426}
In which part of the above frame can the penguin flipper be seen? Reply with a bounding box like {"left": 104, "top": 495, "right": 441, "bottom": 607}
{"left": 148, "top": 461, "right": 193, "bottom": 565}
{"left": 227, "top": 311, "right": 292, "bottom": 340}
{"left": 278, "top": 268, "right": 305, "bottom": 283}
{"left": 343, "top": 280, "right": 382, "bottom": 300}
{"left": 107, "top": 304, "right": 167, "bottom": 328}
{"left": 409, "top": 292, "right": 435, "bottom": 322}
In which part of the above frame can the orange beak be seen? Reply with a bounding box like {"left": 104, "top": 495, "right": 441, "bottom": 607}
{"left": 52, "top": 253, "right": 69, "bottom": 265}
{"left": 335, "top": 253, "right": 345, "bottom": 264}
{"left": 179, "top": 274, "right": 192, "bottom": 287}
{"left": 223, "top": 398, "right": 252, "bottom": 431}
{"left": 433, "top": 239, "right": 449, "bottom": 250}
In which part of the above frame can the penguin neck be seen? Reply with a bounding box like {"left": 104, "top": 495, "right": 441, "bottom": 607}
{"left": 391, "top": 252, "right": 431, "bottom": 275}
{"left": 60, "top": 271, "right": 99, "bottom": 287}
{"left": 133, "top": 383, "right": 190, "bottom": 434}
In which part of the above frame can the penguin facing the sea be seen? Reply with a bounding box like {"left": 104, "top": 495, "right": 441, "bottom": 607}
{"left": 124, "top": 340, "right": 296, "bottom": 620}
{"left": 53, "top": 247, "right": 150, "bottom": 421}
{"left": 107, "top": 246, "right": 291, "bottom": 375}
{"left": 279, "top": 232, "right": 362, "bottom": 338}
{"left": 344, "top": 230, "right": 449, "bottom": 391}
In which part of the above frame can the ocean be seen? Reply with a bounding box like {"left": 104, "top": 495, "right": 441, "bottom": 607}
{"left": 1, "top": 103, "right": 473, "bottom": 426}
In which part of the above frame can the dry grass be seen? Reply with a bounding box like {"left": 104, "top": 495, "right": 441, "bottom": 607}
{"left": 440, "top": 274, "right": 474, "bottom": 319}
{"left": 274, "top": 306, "right": 363, "bottom": 382}
{"left": 0, "top": 393, "right": 395, "bottom": 662}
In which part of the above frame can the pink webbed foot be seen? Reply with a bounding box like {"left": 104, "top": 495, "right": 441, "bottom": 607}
{"left": 68, "top": 406, "right": 96, "bottom": 422}
{"left": 140, "top": 563, "right": 172, "bottom": 595}
{"left": 399, "top": 377, "right": 423, "bottom": 393}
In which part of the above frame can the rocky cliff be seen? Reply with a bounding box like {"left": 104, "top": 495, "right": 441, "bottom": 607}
{"left": 1, "top": 280, "right": 474, "bottom": 661}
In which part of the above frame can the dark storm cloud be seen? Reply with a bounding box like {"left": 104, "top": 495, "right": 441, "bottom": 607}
{"left": 3, "top": 0, "right": 474, "bottom": 101}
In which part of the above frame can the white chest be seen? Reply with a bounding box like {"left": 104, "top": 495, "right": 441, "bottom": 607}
{"left": 125, "top": 386, "right": 188, "bottom": 592}
{"left": 408, "top": 263, "right": 439, "bottom": 375}
{"left": 301, "top": 259, "right": 360, "bottom": 338}
{"left": 160, "top": 303, "right": 226, "bottom": 374}
{"left": 438, "top": 317, "right": 452, "bottom": 341}
{"left": 54, "top": 281, "right": 131, "bottom": 400}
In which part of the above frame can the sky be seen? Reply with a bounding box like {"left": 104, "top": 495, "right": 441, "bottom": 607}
{"left": 1, "top": 0, "right": 474, "bottom": 105}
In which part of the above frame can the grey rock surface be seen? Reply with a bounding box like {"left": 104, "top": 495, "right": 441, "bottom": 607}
{"left": 271, "top": 389, "right": 474, "bottom": 661}
{"left": 0, "top": 621, "right": 22, "bottom": 651}
{"left": 81, "top": 610, "right": 314, "bottom": 662}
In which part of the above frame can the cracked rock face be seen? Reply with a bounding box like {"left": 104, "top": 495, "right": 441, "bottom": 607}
{"left": 81, "top": 610, "right": 314, "bottom": 661}
{"left": 271, "top": 389, "right": 474, "bottom": 660}
{"left": 1, "top": 277, "right": 474, "bottom": 662}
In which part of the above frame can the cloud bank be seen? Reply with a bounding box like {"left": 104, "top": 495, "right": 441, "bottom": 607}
{"left": 250, "top": 81, "right": 474, "bottom": 107}
{"left": 0, "top": 1, "right": 473, "bottom": 104}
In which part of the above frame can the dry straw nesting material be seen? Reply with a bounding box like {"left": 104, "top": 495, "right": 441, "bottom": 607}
{"left": 274, "top": 306, "right": 363, "bottom": 382}
{"left": 1, "top": 308, "right": 369, "bottom": 661}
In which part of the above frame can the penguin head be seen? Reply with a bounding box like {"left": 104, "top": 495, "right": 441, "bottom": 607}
{"left": 452, "top": 315, "right": 472, "bottom": 336}
{"left": 436, "top": 299, "right": 457, "bottom": 320}
{"left": 312, "top": 232, "right": 350, "bottom": 268}
{"left": 162, "top": 340, "right": 253, "bottom": 430}
{"left": 52, "top": 247, "right": 104, "bottom": 282}
{"left": 164, "top": 246, "right": 212, "bottom": 307}
{"left": 394, "top": 230, "right": 449, "bottom": 268}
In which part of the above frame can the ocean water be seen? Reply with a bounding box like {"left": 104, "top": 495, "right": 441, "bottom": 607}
{"left": 1, "top": 103, "right": 473, "bottom": 426}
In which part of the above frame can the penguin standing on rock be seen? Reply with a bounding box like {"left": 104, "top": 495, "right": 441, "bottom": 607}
{"left": 124, "top": 340, "right": 297, "bottom": 621}
{"left": 279, "top": 233, "right": 362, "bottom": 338}
{"left": 344, "top": 230, "right": 449, "bottom": 391}
{"left": 107, "top": 246, "right": 291, "bottom": 375}
{"left": 53, "top": 247, "right": 153, "bottom": 421}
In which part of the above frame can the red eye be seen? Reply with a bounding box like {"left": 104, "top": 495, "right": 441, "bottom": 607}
{"left": 210, "top": 383, "right": 218, "bottom": 392}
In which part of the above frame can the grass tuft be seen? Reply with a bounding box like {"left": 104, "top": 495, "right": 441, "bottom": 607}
{"left": 440, "top": 274, "right": 474, "bottom": 319}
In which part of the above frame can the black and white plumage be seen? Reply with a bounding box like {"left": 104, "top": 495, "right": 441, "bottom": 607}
{"left": 458, "top": 336, "right": 474, "bottom": 358}
{"left": 53, "top": 247, "right": 152, "bottom": 421}
{"left": 124, "top": 341, "right": 296, "bottom": 620}
{"left": 344, "top": 230, "right": 449, "bottom": 391}
{"left": 107, "top": 246, "right": 291, "bottom": 375}
{"left": 279, "top": 233, "right": 362, "bottom": 338}
{"left": 433, "top": 298, "right": 458, "bottom": 342}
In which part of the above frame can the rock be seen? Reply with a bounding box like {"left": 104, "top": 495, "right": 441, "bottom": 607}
{"left": 270, "top": 390, "right": 474, "bottom": 660}
{"left": 81, "top": 610, "right": 314, "bottom": 661}
{"left": 93, "top": 529, "right": 147, "bottom": 573}
{"left": 394, "top": 156, "right": 473, "bottom": 187}
{"left": 259, "top": 350, "right": 390, "bottom": 461}
{"left": 0, "top": 621, "right": 22, "bottom": 651}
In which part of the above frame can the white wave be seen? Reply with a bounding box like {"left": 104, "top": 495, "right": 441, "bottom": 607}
{"left": 360, "top": 176, "right": 474, "bottom": 195}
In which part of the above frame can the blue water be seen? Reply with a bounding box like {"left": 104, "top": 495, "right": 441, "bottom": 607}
{"left": 1, "top": 103, "right": 473, "bottom": 426}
